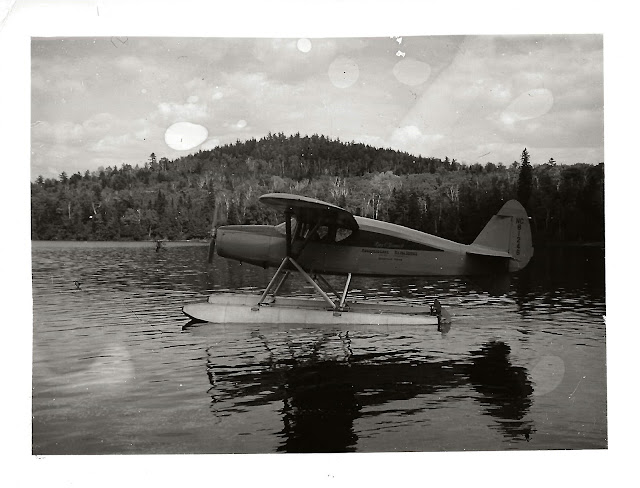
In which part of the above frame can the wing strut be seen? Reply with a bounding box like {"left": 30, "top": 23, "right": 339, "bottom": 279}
{"left": 314, "top": 274, "right": 341, "bottom": 301}
{"left": 339, "top": 273, "right": 352, "bottom": 309}
{"left": 255, "top": 210, "right": 353, "bottom": 311}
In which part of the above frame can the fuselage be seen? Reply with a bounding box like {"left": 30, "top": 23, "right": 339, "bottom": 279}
{"left": 216, "top": 216, "right": 511, "bottom": 277}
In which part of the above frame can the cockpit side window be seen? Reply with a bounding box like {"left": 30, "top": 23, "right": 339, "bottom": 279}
{"left": 316, "top": 226, "right": 329, "bottom": 240}
{"left": 276, "top": 219, "right": 352, "bottom": 243}
{"left": 335, "top": 228, "right": 352, "bottom": 242}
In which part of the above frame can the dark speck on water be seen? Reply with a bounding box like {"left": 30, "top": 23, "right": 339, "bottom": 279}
{"left": 31, "top": 241, "right": 606, "bottom": 454}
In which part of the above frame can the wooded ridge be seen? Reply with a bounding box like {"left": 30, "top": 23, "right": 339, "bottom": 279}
{"left": 31, "top": 133, "right": 604, "bottom": 245}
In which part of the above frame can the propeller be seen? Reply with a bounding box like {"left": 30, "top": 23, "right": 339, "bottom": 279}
{"left": 207, "top": 199, "right": 223, "bottom": 263}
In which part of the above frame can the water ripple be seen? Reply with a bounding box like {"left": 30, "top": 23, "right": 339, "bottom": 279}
{"left": 32, "top": 241, "right": 606, "bottom": 454}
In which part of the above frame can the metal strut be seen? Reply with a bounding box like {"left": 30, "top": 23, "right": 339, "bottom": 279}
{"left": 256, "top": 257, "right": 291, "bottom": 305}
{"left": 315, "top": 274, "right": 341, "bottom": 301}
{"left": 256, "top": 256, "right": 337, "bottom": 309}
{"left": 256, "top": 209, "right": 354, "bottom": 311}
{"left": 271, "top": 270, "right": 290, "bottom": 297}
{"left": 339, "top": 273, "right": 352, "bottom": 309}
{"left": 288, "top": 258, "right": 336, "bottom": 308}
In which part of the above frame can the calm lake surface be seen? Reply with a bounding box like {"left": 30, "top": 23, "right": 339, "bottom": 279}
{"left": 31, "top": 241, "right": 606, "bottom": 454}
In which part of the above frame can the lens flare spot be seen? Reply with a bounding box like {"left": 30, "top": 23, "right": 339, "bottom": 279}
{"left": 501, "top": 88, "right": 554, "bottom": 124}
{"left": 297, "top": 38, "right": 312, "bottom": 53}
{"left": 531, "top": 355, "right": 565, "bottom": 396}
{"left": 164, "top": 122, "right": 208, "bottom": 151}
{"left": 236, "top": 119, "right": 247, "bottom": 129}
{"left": 328, "top": 56, "right": 359, "bottom": 88}
{"left": 393, "top": 58, "right": 431, "bottom": 86}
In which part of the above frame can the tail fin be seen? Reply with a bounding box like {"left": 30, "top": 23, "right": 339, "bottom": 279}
{"left": 471, "top": 200, "right": 533, "bottom": 272}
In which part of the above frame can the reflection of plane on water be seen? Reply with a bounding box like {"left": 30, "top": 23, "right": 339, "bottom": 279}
{"left": 203, "top": 335, "right": 534, "bottom": 452}
{"left": 183, "top": 193, "right": 533, "bottom": 325}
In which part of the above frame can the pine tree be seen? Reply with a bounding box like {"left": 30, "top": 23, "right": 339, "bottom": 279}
{"left": 149, "top": 153, "right": 157, "bottom": 171}
{"left": 517, "top": 148, "right": 533, "bottom": 208}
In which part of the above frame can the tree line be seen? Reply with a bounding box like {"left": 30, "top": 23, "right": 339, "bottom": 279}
{"left": 31, "top": 133, "right": 604, "bottom": 245}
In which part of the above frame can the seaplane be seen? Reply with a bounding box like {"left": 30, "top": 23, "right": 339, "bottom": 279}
{"left": 182, "top": 193, "right": 533, "bottom": 326}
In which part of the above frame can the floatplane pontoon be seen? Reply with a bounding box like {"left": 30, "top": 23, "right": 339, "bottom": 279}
{"left": 182, "top": 193, "right": 533, "bottom": 326}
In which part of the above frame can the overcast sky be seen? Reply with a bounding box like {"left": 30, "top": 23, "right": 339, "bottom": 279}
{"left": 31, "top": 34, "right": 603, "bottom": 179}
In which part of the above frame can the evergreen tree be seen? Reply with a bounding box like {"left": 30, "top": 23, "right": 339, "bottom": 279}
{"left": 517, "top": 148, "right": 533, "bottom": 209}
{"left": 149, "top": 153, "right": 157, "bottom": 171}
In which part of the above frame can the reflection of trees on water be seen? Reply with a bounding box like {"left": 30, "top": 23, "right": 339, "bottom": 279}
{"left": 511, "top": 246, "right": 606, "bottom": 318}
{"left": 513, "top": 265, "right": 535, "bottom": 317}
{"left": 469, "top": 273, "right": 512, "bottom": 297}
{"left": 467, "top": 341, "right": 535, "bottom": 441}
{"left": 279, "top": 360, "right": 359, "bottom": 452}
{"left": 204, "top": 334, "right": 534, "bottom": 452}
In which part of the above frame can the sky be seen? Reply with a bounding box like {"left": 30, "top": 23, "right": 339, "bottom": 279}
{"left": 31, "top": 34, "right": 603, "bottom": 180}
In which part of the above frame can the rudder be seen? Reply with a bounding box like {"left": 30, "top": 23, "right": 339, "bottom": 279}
{"left": 472, "top": 200, "right": 533, "bottom": 272}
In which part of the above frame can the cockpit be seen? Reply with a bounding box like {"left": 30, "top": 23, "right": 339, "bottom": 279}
{"left": 275, "top": 218, "right": 352, "bottom": 244}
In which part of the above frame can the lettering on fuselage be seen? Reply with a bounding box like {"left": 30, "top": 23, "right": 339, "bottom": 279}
{"left": 344, "top": 230, "right": 443, "bottom": 252}
{"left": 363, "top": 248, "right": 389, "bottom": 254}
{"left": 394, "top": 250, "right": 417, "bottom": 256}
{"left": 374, "top": 241, "right": 404, "bottom": 249}
{"left": 361, "top": 248, "right": 419, "bottom": 263}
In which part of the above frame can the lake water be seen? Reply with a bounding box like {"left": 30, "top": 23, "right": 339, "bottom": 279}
{"left": 31, "top": 241, "right": 606, "bottom": 454}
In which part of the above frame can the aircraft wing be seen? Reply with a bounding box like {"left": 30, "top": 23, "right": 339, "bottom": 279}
{"left": 259, "top": 193, "right": 359, "bottom": 230}
{"left": 466, "top": 244, "right": 512, "bottom": 258}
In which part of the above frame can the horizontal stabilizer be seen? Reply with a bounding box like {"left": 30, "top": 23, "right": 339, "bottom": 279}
{"left": 466, "top": 245, "right": 512, "bottom": 258}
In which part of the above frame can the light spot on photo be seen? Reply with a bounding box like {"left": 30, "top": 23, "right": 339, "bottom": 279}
{"left": 297, "top": 38, "right": 312, "bottom": 53}
{"left": 328, "top": 56, "right": 359, "bottom": 88}
{"left": 531, "top": 355, "right": 565, "bottom": 396}
{"left": 164, "top": 122, "right": 208, "bottom": 151}
{"left": 501, "top": 88, "right": 554, "bottom": 124}
{"left": 393, "top": 58, "right": 431, "bottom": 86}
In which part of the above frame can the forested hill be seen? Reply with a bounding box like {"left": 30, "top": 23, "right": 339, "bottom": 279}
{"left": 31, "top": 133, "right": 604, "bottom": 245}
